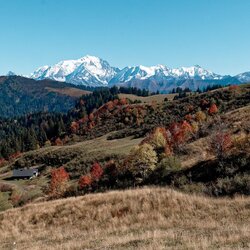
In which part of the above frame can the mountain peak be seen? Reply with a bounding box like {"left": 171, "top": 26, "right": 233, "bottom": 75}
{"left": 31, "top": 55, "right": 117, "bottom": 86}
{"left": 30, "top": 55, "right": 247, "bottom": 92}
{"left": 6, "top": 71, "right": 16, "bottom": 76}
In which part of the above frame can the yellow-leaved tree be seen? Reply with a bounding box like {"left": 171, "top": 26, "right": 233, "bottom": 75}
{"left": 125, "top": 143, "right": 157, "bottom": 179}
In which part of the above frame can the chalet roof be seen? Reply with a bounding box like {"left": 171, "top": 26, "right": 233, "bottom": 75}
{"left": 12, "top": 168, "right": 38, "bottom": 178}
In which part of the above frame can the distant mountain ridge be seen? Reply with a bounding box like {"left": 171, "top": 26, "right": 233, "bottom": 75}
{"left": 29, "top": 55, "right": 249, "bottom": 92}
{"left": 31, "top": 55, "right": 119, "bottom": 87}
{"left": 0, "top": 76, "right": 89, "bottom": 118}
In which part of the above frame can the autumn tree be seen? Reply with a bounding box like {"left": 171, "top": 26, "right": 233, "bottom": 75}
{"left": 169, "top": 123, "right": 185, "bottom": 150}
{"left": 229, "top": 85, "right": 239, "bottom": 91}
{"left": 144, "top": 127, "right": 167, "bottom": 149}
{"left": 90, "top": 162, "right": 103, "bottom": 181}
{"left": 208, "top": 103, "right": 218, "bottom": 115}
{"left": 195, "top": 110, "right": 206, "bottom": 122}
{"left": 55, "top": 137, "right": 63, "bottom": 146}
{"left": 210, "top": 132, "right": 232, "bottom": 158}
{"left": 78, "top": 175, "right": 92, "bottom": 189}
{"left": 70, "top": 121, "right": 79, "bottom": 134}
{"left": 50, "top": 167, "right": 69, "bottom": 198}
{"left": 181, "top": 121, "right": 193, "bottom": 136}
{"left": 125, "top": 143, "right": 157, "bottom": 179}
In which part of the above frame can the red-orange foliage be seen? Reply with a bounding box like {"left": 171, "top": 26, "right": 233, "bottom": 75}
{"left": 185, "top": 114, "right": 193, "bottom": 121}
{"left": 181, "top": 120, "right": 193, "bottom": 134}
{"left": 70, "top": 121, "right": 79, "bottom": 133}
{"left": 172, "top": 130, "right": 185, "bottom": 146}
{"left": 55, "top": 138, "right": 63, "bottom": 146}
{"left": 106, "top": 101, "right": 114, "bottom": 110}
{"left": 211, "top": 132, "right": 232, "bottom": 157}
{"left": 78, "top": 175, "right": 92, "bottom": 189}
{"left": 229, "top": 85, "right": 239, "bottom": 91}
{"left": 90, "top": 162, "right": 103, "bottom": 181}
{"left": 120, "top": 98, "right": 127, "bottom": 105}
{"left": 169, "top": 121, "right": 193, "bottom": 148}
{"left": 88, "top": 121, "right": 95, "bottom": 129}
{"left": 79, "top": 115, "right": 89, "bottom": 124}
{"left": 9, "top": 152, "right": 22, "bottom": 160}
{"left": 208, "top": 103, "right": 218, "bottom": 114}
{"left": 50, "top": 167, "right": 69, "bottom": 197}
{"left": 169, "top": 123, "right": 181, "bottom": 138}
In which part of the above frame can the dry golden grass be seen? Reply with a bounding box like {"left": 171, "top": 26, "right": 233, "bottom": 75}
{"left": 45, "top": 87, "right": 91, "bottom": 97}
{"left": 118, "top": 93, "right": 177, "bottom": 103}
{"left": 0, "top": 187, "right": 249, "bottom": 250}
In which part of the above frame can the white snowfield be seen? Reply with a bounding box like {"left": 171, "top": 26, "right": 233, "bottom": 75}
{"left": 30, "top": 55, "right": 248, "bottom": 87}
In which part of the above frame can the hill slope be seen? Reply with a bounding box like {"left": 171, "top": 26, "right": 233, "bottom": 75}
{"left": 0, "top": 187, "right": 249, "bottom": 250}
{"left": 0, "top": 76, "right": 90, "bottom": 117}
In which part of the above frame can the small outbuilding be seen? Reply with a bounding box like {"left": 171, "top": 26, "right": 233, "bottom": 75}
{"left": 12, "top": 168, "right": 39, "bottom": 179}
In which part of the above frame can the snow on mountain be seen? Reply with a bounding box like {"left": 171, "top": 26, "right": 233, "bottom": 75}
{"left": 236, "top": 72, "right": 250, "bottom": 83}
{"left": 31, "top": 55, "right": 247, "bottom": 92}
{"left": 31, "top": 55, "right": 119, "bottom": 86}
{"left": 109, "top": 64, "right": 223, "bottom": 84}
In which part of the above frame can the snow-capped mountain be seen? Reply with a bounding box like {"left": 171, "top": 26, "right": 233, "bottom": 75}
{"left": 235, "top": 72, "right": 250, "bottom": 83}
{"left": 30, "top": 55, "right": 247, "bottom": 92}
{"left": 109, "top": 64, "right": 224, "bottom": 84}
{"left": 6, "top": 71, "right": 16, "bottom": 76}
{"left": 31, "top": 55, "right": 119, "bottom": 86}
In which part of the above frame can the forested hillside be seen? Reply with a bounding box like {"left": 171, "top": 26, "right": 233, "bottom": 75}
{"left": 0, "top": 76, "right": 89, "bottom": 117}
{"left": 0, "top": 86, "right": 153, "bottom": 159}
{"left": 0, "top": 84, "right": 249, "bottom": 205}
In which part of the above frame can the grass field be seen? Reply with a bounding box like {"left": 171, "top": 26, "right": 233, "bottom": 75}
{"left": 13, "top": 134, "right": 143, "bottom": 168}
{"left": 0, "top": 135, "right": 144, "bottom": 209}
{"left": 45, "top": 87, "right": 91, "bottom": 97}
{"left": 118, "top": 93, "right": 177, "bottom": 103}
{"left": 0, "top": 187, "right": 249, "bottom": 250}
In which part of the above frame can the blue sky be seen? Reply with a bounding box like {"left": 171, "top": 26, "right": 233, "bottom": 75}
{"left": 0, "top": 0, "right": 249, "bottom": 75}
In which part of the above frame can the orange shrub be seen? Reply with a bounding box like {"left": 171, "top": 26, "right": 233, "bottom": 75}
{"left": 55, "top": 138, "right": 63, "bottom": 146}
{"left": 208, "top": 103, "right": 218, "bottom": 115}
{"left": 78, "top": 175, "right": 92, "bottom": 189}
{"left": 229, "top": 85, "right": 239, "bottom": 91}
{"left": 70, "top": 121, "right": 79, "bottom": 133}
{"left": 90, "top": 162, "right": 103, "bottom": 181}
{"left": 119, "top": 98, "right": 127, "bottom": 105}
{"left": 185, "top": 114, "right": 193, "bottom": 121}
{"left": 181, "top": 120, "right": 193, "bottom": 134}
{"left": 106, "top": 101, "right": 114, "bottom": 110}
{"left": 211, "top": 132, "right": 232, "bottom": 157}
{"left": 50, "top": 167, "right": 69, "bottom": 198}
